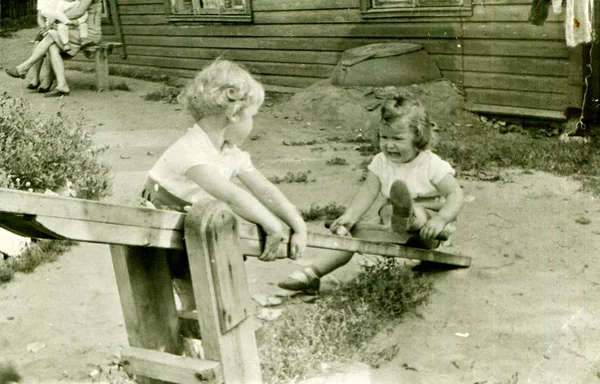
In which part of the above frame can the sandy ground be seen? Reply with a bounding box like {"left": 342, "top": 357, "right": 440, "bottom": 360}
{"left": 2, "top": 28, "right": 600, "bottom": 384}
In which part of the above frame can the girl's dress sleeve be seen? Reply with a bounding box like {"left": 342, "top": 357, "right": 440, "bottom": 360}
{"left": 367, "top": 153, "right": 385, "bottom": 179}
{"left": 232, "top": 149, "right": 256, "bottom": 176}
{"left": 427, "top": 153, "right": 455, "bottom": 185}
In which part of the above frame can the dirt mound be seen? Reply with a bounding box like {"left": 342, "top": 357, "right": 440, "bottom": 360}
{"left": 282, "top": 78, "right": 465, "bottom": 139}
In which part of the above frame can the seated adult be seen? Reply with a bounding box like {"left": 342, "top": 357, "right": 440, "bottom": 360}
{"left": 5, "top": 0, "right": 102, "bottom": 97}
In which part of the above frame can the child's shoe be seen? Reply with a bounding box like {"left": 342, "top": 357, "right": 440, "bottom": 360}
{"left": 277, "top": 267, "right": 320, "bottom": 294}
{"left": 389, "top": 180, "right": 414, "bottom": 234}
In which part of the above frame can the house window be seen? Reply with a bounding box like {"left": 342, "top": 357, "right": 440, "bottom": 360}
{"left": 361, "top": 0, "right": 472, "bottom": 18}
{"left": 169, "top": 0, "right": 252, "bottom": 22}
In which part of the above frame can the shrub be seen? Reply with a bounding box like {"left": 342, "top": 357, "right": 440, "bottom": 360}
{"left": 0, "top": 94, "right": 111, "bottom": 283}
{"left": 0, "top": 94, "right": 110, "bottom": 199}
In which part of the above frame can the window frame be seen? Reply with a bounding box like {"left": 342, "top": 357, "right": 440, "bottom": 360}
{"left": 167, "top": 0, "right": 252, "bottom": 23}
{"left": 360, "top": 0, "right": 473, "bottom": 19}
{"left": 100, "top": 0, "right": 111, "bottom": 25}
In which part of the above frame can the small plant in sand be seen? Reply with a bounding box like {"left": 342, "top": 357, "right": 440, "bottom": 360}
{"left": 110, "top": 81, "right": 131, "bottom": 91}
{"left": 326, "top": 134, "right": 372, "bottom": 144}
{"left": 268, "top": 171, "right": 314, "bottom": 184}
{"left": 0, "top": 94, "right": 111, "bottom": 283}
{"left": 260, "top": 258, "right": 434, "bottom": 383}
{"left": 282, "top": 139, "right": 319, "bottom": 146}
{"left": 358, "top": 158, "right": 373, "bottom": 182}
{"left": 326, "top": 157, "right": 348, "bottom": 166}
{"left": 300, "top": 202, "right": 346, "bottom": 221}
{"left": 142, "top": 84, "right": 182, "bottom": 104}
{"left": 356, "top": 142, "right": 379, "bottom": 156}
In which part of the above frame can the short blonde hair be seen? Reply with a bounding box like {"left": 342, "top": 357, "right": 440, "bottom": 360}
{"left": 178, "top": 59, "right": 265, "bottom": 122}
{"left": 380, "top": 96, "right": 433, "bottom": 150}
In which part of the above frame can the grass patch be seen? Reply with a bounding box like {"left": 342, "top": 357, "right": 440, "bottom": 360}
{"left": 0, "top": 240, "right": 74, "bottom": 283}
{"left": 268, "top": 171, "right": 314, "bottom": 184}
{"left": 300, "top": 202, "right": 346, "bottom": 221}
{"left": 260, "top": 258, "right": 434, "bottom": 383}
{"left": 435, "top": 127, "right": 600, "bottom": 194}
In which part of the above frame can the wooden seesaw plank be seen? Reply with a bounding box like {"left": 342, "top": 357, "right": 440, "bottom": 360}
{"left": 0, "top": 188, "right": 471, "bottom": 267}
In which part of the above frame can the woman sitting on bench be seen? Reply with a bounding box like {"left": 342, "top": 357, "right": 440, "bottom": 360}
{"left": 4, "top": 0, "right": 102, "bottom": 97}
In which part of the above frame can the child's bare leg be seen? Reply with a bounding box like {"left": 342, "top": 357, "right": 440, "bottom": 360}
{"left": 57, "top": 23, "right": 71, "bottom": 50}
{"left": 79, "top": 22, "right": 88, "bottom": 39}
{"left": 278, "top": 250, "right": 353, "bottom": 293}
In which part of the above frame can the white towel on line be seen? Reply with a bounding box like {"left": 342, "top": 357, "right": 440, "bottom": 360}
{"left": 565, "top": 0, "right": 594, "bottom": 47}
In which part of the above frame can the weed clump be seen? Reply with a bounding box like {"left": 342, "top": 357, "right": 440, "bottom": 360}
{"left": 268, "top": 171, "right": 314, "bottom": 184}
{"left": 142, "top": 84, "right": 182, "bottom": 104}
{"left": 326, "top": 157, "right": 348, "bottom": 166}
{"left": 260, "top": 258, "right": 434, "bottom": 383}
{"left": 301, "top": 202, "right": 346, "bottom": 221}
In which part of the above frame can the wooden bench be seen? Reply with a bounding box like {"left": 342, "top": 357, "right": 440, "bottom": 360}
{"left": 0, "top": 188, "right": 470, "bottom": 383}
{"left": 81, "top": 41, "right": 123, "bottom": 91}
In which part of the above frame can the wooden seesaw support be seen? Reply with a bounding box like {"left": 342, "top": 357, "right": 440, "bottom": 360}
{"left": 0, "top": 188, "right": 470, "bottom": 384}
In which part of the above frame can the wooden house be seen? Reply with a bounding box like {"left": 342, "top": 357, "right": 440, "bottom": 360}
{"left": 96, "top": 0, "right": 593, "bottom": 120}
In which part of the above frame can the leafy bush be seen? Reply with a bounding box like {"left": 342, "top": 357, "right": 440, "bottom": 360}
{"left": 0, "top": 94, "right": 111, "bottom": 199}
{"left": 0, "top": 94, "right": 111, "bottom": 283}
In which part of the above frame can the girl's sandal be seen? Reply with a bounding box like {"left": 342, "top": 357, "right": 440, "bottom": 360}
{"left": 26, "top": 83, "right": 39, "bottom": 90}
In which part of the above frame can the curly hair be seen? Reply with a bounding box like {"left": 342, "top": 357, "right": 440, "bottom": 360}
{"left": 178, "top": 59, "right": 265, "bottom": 122}
{"left": 380, "top": 96, "right": 434, "bottom": 150}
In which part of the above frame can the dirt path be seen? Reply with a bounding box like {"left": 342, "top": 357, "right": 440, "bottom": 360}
{"left": 2, "top": 28, "right": 600, "bottom": 384}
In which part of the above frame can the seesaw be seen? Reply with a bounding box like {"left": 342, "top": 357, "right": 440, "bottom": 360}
{"left": 0, "top": 188, "right": 471, "bottom": 268}
{"left": 0, "top": 187, "right": 469, "bottom": 384}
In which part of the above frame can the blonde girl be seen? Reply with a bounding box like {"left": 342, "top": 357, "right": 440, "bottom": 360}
{"left": 144, "top": 60, "right": 307, "bottom": 316}
{"left": 278, "top": 96, "right": 464, "bottom": 293}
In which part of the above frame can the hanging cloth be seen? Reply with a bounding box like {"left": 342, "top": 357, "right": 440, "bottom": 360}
{"left": 565, "top": 0, "right": 594, "bottom": 47}
{"left": 529, "top": 0, "right": 550, "bottom": 26}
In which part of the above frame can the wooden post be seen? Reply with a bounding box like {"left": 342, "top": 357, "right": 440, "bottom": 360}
{"left": 110, "top": 246, "right": 183, "bottom": 384}
{"left": 94, "top": 47, "right": 110, "bottom": 91}
{"left": 184, "top": 200, "right": 262, "bottom": 384}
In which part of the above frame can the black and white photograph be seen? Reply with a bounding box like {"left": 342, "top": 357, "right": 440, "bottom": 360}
{"left": 0, "top": 0, "right": 599, "bottom": 383}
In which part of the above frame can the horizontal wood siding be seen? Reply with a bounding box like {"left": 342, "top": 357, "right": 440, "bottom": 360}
{"left": 94, "top": 0, "right": 575, "bottom": 118}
